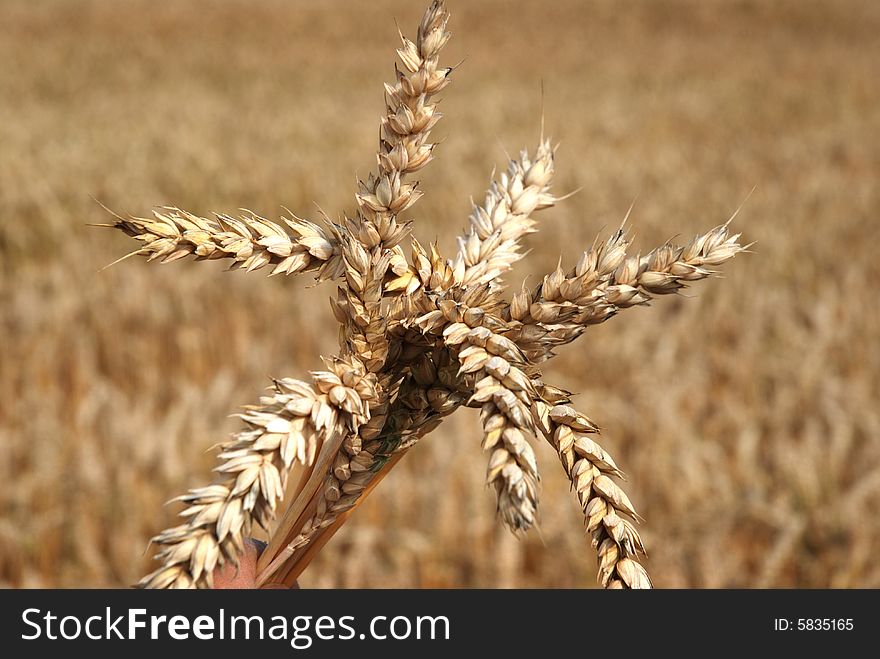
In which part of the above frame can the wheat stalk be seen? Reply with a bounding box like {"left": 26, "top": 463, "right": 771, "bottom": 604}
{"left": 103, "top": 0, "right": 747, "bottom": 589}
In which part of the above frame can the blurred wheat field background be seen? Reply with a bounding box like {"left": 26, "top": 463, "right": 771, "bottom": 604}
{"left": 2, "top": 0, "right": 878, "bottom": 588}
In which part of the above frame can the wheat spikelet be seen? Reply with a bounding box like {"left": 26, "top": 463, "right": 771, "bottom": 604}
{"left": 337, "top": 0, "right": 451, "bottom": 369}
{"left": 102, "top": 0, "right": 748, "bottom": 590}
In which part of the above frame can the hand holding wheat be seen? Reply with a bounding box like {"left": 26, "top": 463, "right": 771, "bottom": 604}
{"left": 102, "top": 1, "right": 746, "bottom": 590}
{"left": 211, "top": 539, "right": 294, "bottom": 590}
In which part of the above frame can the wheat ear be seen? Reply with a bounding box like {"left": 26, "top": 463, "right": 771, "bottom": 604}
{"left": 106, "top": 207, "right": 343, "bottom": 279}
{"left": 507, "top": 223, "right": 747, "bottom": 362}
{"left": 442, "top": 309, "right": 541, "bottom": 531}
{"left": 532, "top": 389, "right": 651, "bottom": 589}
{"left": 138, "top": 357, "right": 375, "bottom": 588}
{"left": 254, "top": 0, "right": 453, "bottom": 585}
{"left": 453, "top": 140, "right": 556, "bottom": 294}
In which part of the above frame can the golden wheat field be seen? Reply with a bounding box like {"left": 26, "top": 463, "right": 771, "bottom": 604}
{"left": 1, "top": 0, "right": 878, "bottom": 588}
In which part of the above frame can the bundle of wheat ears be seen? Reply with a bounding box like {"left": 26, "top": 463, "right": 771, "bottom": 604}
{"left": 103, "top": 1, "right": 746, "bottom": 589}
